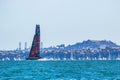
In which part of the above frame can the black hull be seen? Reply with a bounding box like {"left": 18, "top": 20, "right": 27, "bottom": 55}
{"left": 26, "top": 57, "right": 42, "bottom": 60}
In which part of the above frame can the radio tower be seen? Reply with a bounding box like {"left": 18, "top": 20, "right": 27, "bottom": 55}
{"left": 25, "top": 42, "right": 27, "bottom": 50}
{"left": 19, "top": 42, "right": 21, "bottom": 50}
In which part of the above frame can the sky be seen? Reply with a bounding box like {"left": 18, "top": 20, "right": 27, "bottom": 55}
{"left": 0, "top": 0, "right": 120, "bottom": 50}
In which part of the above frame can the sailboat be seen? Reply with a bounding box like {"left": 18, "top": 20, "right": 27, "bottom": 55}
{"left": 26, "top": 24, "right": 42, "bottom": 60}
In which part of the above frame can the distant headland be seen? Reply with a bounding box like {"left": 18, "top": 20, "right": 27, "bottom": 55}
{"left": 0, "top": 40, "right": 120, "bottom": 61}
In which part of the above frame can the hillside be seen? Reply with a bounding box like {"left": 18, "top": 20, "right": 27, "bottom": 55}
{"left": 66, "top": 40, "right": 120, "bottom": 50}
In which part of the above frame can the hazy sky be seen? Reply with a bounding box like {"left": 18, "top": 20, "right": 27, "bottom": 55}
{"left": 0, "top": 0, "right": 120, "bottom": 50}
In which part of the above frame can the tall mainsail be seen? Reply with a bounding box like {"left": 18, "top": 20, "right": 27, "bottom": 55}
{"left": 26, "top": 24, "right": 41, "bottom": 60}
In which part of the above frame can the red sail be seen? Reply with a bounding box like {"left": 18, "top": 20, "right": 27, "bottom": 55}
{"left": 26, "top": 24, "right": 41, "bottom": 60}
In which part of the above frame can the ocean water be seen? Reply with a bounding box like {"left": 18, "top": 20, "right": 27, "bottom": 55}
{"left": 0, "top": 60, "right": 120, "bottom": 80}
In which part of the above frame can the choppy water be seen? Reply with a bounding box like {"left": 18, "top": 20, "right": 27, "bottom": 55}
{"left": 0, "top": 60, "right": 120, "bottom": 80}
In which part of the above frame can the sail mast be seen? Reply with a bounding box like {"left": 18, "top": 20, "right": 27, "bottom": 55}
{"left": 26, "top": 24, "right": 41, "bottom": 60}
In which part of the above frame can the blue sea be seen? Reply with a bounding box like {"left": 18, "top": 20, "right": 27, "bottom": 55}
{"left": 0, "top": 60, "right": 120, "bottom": 80}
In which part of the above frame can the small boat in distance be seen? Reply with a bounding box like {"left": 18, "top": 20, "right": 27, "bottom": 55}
{"left": 26, "top": 24, "right": 42, "bottom": 60}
